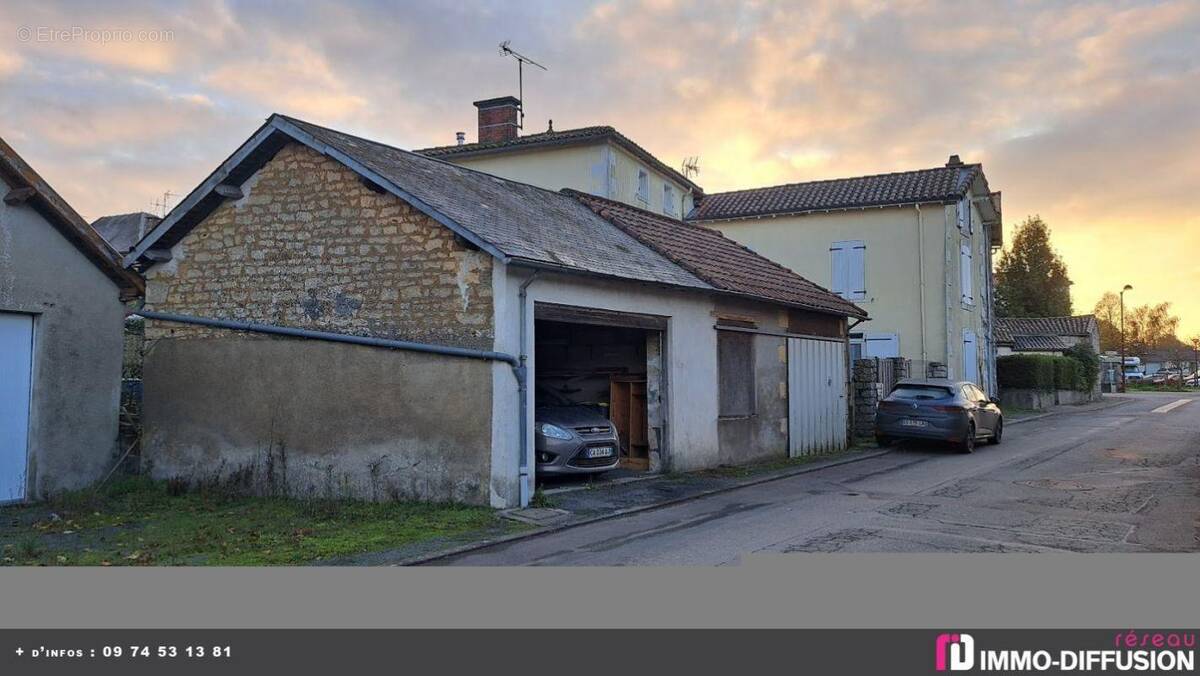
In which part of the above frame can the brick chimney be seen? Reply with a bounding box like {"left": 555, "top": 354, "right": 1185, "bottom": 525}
{"left": 474, "top": 96, "right": 521, "bottom": 143}
{"left": 946, "top": 154, "right": 963, "bottom": 167}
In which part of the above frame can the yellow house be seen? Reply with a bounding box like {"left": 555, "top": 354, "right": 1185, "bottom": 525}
{"left": 688, "top": 157, "right": 1003, "bottom": 394}
{"left": 417, "top": 97, "right": 703, "bottom": 218}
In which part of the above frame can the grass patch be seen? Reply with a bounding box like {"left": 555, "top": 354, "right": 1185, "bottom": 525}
{"left": 1126, "top": 382, "right": 1195, "bottom": 393}
{"left": 0, "top": 476, "right": 502, "bottom": 566}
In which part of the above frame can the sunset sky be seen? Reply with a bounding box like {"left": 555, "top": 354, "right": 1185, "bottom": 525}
{"left": 1, "top": 0, "right": 1197, "bottom": 336}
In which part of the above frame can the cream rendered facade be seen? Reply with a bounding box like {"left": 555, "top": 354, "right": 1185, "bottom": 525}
{"left": 442, "top": 142, "right": 697, "bottom": 218}
{"left": 707, "top": 195, "right": 998, "bottom": 394}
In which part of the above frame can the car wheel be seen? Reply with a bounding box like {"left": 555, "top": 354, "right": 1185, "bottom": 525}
{"left": 875, "top": 434, "right": 891, "bottom": 447}
{"left": 960, "top": 423, "right": 976, "bottom": 454}
{"left": 989, "top": 417, "right": 1003, "bottom": 445}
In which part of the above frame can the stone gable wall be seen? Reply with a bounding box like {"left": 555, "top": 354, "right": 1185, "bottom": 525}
{"left": 144, "top": 142, "right": 494, "bottom": 349}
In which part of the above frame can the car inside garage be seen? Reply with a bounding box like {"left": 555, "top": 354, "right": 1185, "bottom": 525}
{"left": 532, "top": 304, "right": 667, "bottom": 478}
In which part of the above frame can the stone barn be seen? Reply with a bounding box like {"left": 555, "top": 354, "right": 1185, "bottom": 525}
{"left": 125, "top": 114, "right": 865, "bottom": 508}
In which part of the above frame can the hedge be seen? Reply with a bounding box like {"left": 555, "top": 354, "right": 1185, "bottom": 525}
{"left": 997, "top": 354, "right": 1057, "bottom": 392}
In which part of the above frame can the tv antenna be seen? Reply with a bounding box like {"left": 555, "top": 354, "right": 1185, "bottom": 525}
{"left": 499, "top": 40, "right": 547, "bottom": 130}
{"left": 152, "top": 190, "right": 177, "bottom": 217}
{"left": 681, "top": 156, "right": 700, "bottom": 180}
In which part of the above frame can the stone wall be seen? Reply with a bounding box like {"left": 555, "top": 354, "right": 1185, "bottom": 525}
{"left": 140, "top": 142, "right": 499, "bottom": 504}
{"left": 852, "top": 357, "right": 911, "bottom": 440}
{"left": 144, "top": 142, "right": 493, "bottom": 349}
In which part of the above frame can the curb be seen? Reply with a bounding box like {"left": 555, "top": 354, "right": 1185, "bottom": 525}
{"left": 1006, "top": 396, "right": 1136, "bottom": 427}
{"left": 397, "top": 447, "right": 892, "bottom": 566}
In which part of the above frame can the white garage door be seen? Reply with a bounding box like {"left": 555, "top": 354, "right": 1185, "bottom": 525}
{"left": 787, "top": 337, "right": 848, "bottom": 457}
{"left": 0, "top": 313, "right": 33, "bottom": 502}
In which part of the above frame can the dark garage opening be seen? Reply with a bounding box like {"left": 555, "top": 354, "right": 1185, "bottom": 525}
{"left": 533, "top": 305, "right": 666, "bottom": 479}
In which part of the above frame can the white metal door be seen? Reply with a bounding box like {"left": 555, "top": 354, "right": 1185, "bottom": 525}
{"left": 0, "top": 313, "right": 33, "bottom": 502}
{"left": 787, "top": 337, "right": 848, "bottom": 457}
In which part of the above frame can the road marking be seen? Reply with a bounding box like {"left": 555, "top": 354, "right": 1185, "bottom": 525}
{"left": 1151, "top": 399, "right": 1193, "bottom": 413}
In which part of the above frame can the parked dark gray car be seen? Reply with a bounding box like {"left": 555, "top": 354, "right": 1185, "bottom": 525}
{"left": 874, "top": 378, "right": 1003, "bottom": 453}
{"left": 535, "top": 388, "right": 621, "bottom": 475}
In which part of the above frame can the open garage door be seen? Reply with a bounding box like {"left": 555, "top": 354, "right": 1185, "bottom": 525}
{"left": 787, "top": 337, "right": 848, "bottom": 456}
{"left": 533, "top": 304, "right": 667, "bottom": 478}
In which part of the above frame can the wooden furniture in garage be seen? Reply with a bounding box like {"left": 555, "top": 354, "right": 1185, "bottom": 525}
{"left": 610, "top": 375, "right": 649, "bottom": 470}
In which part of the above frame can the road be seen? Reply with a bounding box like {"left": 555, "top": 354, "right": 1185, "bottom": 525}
{"left": 441, "top": 393, "right": 1200, "bottom": 565}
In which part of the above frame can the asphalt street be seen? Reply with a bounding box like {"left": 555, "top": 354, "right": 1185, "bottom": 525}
{"left": 441, "top": 392, "right": 1200, "bottom": 565}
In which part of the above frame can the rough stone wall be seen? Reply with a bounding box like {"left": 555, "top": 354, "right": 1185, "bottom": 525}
{"left": 140, "top": 142, "right": 498, "bottom": 504}
{"left": 144, "top": 142, "right": 493, "bottom": 349}
{"left": 852, "top": 359, "right": 881, "bottom": 440}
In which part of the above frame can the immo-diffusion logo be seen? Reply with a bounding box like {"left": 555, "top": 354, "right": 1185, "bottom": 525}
{"left": 936, "top": 633, "right": 975, "bottom": 671}
{"left": 935, "top": 632, "right": 1196, "bottom": 672}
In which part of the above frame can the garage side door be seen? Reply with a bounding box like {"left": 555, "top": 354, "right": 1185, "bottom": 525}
{"left": 0, "top": 313, "right": 33, "bottom": 502}
{"left": 787, "top": 337, "right": 848, "bottom": 457}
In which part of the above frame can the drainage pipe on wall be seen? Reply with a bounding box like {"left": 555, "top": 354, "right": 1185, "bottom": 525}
{"left": 516, "top": 270, "right": 539, "bottom": 507}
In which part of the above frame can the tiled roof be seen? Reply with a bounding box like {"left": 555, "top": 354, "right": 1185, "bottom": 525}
{"left": 416, "top": 125, "right": 704, "bottom": 195}
{"left": 1011, "top": 335, "right": 1071, "bottom": 352}
{"left": 0, "top": 135, "right": 144, "bottom": 299}
{"left": 92, "top": 211, "right": 161, "bottom": 254}
{"left": 994, "top": 315, "right": 1098, "bottom": 344}
{"left": 568, "top": 190, "right": 867, "bottom": 318}
{"left": 687, "top": 165, "right": 980, "bottom": 221}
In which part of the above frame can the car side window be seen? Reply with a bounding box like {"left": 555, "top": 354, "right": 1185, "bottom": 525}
{"left": 970, "top": 385, "right": 988, "bottom": 403}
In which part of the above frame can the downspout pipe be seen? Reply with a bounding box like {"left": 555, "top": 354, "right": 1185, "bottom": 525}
{"left": 129, "top": 309, "right": 520, "bottom": 367}
{"left": 516, "top": 270, "right": 539, "bottom": 507}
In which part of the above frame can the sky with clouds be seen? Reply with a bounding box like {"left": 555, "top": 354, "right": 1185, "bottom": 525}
{"left": 2, "top": 0, "right": 1197, "bottom": 336}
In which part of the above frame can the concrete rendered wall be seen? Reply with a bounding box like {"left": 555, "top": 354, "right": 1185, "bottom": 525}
{"left": 142, "top": 338, "right": 493, "bottom": 504}
{"left": 0, "top": 176, "right": 126, "bottom": 498}
{"left": 491, "top": 267, "right": 842, "bottom": 498}
{"left": 708, "top": 196, "right": 995, "bottom": 388}
{"left": 141, "top": 143, "right": 497, "bottom": 504}
{"left": 449, "top": 141, "right": 696, "bottom": 217}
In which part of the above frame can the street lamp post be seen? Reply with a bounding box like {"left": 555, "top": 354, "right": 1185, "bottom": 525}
{"left": 1119, "top": 284, "right": 1132, "bottom": 392}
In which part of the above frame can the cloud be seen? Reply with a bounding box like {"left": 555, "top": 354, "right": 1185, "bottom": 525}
{"left": 1, "top": 0, "right": 1197, "bottom": 333}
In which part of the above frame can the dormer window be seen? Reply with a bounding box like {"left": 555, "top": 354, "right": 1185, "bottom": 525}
{"left": 663, "top": 185, "right": 677, "bottom": 216}
{"left": 636, "top": 169, "right": 649, "bottom": 204}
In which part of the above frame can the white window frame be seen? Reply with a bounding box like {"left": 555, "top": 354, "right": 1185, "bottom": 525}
{"left": 957, "top": 195, "right": 972, "bottom": 234}
{"left": 636, "top": 168, "right": 649, "bottom": 204}
{"left": 663, "top": 184, "right": 677, "bottom": 216}
{"left": 960, "top": 242, "right": 974, "bottom": 307}
{"left": 830, "top": 240, "right": 866, "bottom": 301}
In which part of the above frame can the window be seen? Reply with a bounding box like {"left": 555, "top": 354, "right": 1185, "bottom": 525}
{"left": 718, "top": 331, "right": 755, "bottom": 417}
{"left": 849, "top": 333, "right": 864, "bottom": 362}
{"left": 663, "top": 184, "right": 677, "bottom": 216}
{"left": 960, "top": 243, "right": 973, "bottom": 306}
{"left": 636, "top": 168, "right": 649, "bottom": 204}
{"left": 830, "top": 240, "right": 866, "bottom": 300}
{"left": 957, "top": 196, "right": 972, "bottom": 233}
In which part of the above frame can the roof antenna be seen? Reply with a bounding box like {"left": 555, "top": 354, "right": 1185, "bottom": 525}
{"left": 681, "top": 156, "right": 700, "bottom": 180}
{"left": 152, "top": 190, "right": 177, "bottom": 217}
{"left": 499, "top": 40, "right": 547, "bottom": 131}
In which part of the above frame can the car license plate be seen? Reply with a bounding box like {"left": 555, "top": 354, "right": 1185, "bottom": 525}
{"left": 901, "top": 419, "right": 928, "bottom": 428}
{"left": 587, "top": 447, "right": 614, "bottom": 458}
